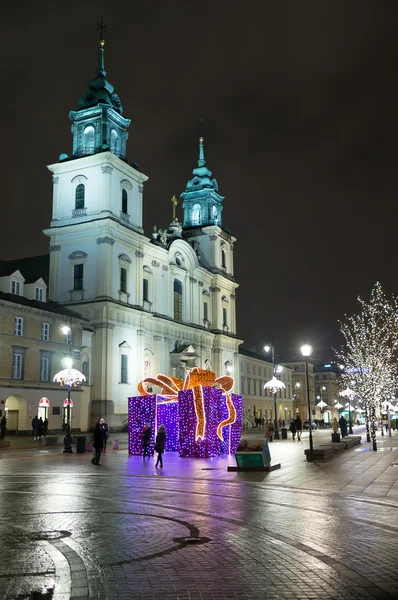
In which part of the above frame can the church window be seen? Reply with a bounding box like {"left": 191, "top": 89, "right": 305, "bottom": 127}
{"left": 174, "top": 279, "right": 183, "bottom": 321}
{"left": 120, "top": 354, "right": 128, "bottom": 383}
{"left": 143, "top": 278, "right": 149, "bottom": 302}
{"left": 120, "top": 267, "right": 127, "bottom": 293}
{"left": 223, "top": 307, "right": 227, "bottom": 327}
{"left": 110, "top": 129, "right": 118, "bottom": 153}
{"left": 221, "top": 249, "right": 226, "bottom": 269}
{"left": 75, "top": 184, "right": 85, "bottom": 209}
{"left": 82, "top": 359, "right": 89, "bottom": 384}
{"left": 83, "top": 126, "right": 95, "bottom": 152}
{"left": 14, "top": 317, "right": 24, "bottom": 336}
{"left": 203, "top": 301, "right": 209, "bottom": 321}
{"left": 191, "top": 204, "right": 201, "bottom": 225}
{"left": 12, "top": 352, "right": 23, "bottom": 379}
{"left": 73, "top": 264, "right": 83, "bottom": 290}
{"left": 122, "top": 189, "right": 128, "bottom": 214}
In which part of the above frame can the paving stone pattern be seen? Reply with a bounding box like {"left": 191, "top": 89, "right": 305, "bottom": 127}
{"left": 1, "top": 427, "right": 398, "bottom": 599}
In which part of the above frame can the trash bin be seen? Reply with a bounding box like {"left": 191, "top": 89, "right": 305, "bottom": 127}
{"left": 113, "top": 439, "right": 119, "bottom": 450}
{"left": 76, "top": 436, "right": 86, "bottom": 453}
{"left": 281, "top": 428, "right": 288, "bottom": 440}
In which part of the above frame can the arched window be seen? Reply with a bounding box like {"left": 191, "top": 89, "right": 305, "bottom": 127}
{"left": 191, "top": 204, "right": 201, "bottom": 225}
{"left": 174, "top": 279, "right": 183, "bottom": 321}
{"left": 83, "top": 126, "right": 95, "bottom": 152}
{"left": 122, "top": 189, "right": 128, "bottom": 214}
{"left": 110, "top": 129, "right": 118, "bottom": 153}
{"left": 221, "top": 249, "right": 226, "bottom": 269}
{"left": 75, "top": 184, "right": 85, "bottom": 209}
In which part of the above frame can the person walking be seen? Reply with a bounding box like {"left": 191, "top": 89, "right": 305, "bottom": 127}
{"left": 267, "top": 419, "right": 274, "bottom": 442}
{"left": 155, "top": 424, "right": 166, "bottom": 468}
{"left": 92, "top": 421, "right": 104, "bottom": 465}
{"left": 295, "top": 416, "right": 302, "bottom": 441}
{"left": 0, "top": 416, "right": 7, "bottom": 439}
{"left": 142, "top": 423, "right": 151, "bottom": 458}
{"left": 289, "top": 419, "right": 296, "bottom": 441}
{"left": 43, "top": 418, "right": 49, "bottom": 436}
{"left": 100, "top": 419, "right": 109, "bottom": 453}
{"left": 339, "top": 414, "right": 348, "bottom": 438}
{"left": 31, "top": 415, "right": 39, "bottom": 440}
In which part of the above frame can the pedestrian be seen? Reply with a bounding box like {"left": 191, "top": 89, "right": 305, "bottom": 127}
{"left": 142, "top": 422, "right": 151, "bottom": 458}
{"left": 267, "top": 419, "right": 274, "bottom": 442}
{"left": 43, "top": 418, "right": 49, "bottom": 436}
{"left": 295, "top": 416, "right": 302, "bottom": 441}
{"left": 38, "top": 417, "right": 44, "bottom": 438}
{"left": 332, "top": 417, "right": 339, "bottom": 433}
{"left": 339, "top": 414, "right": 348, "bottom": 438}
{"left": 155, "top": 424, "right": 166, "bottom": 468}
{"left": 289, "top": 419, "right": 296, "bottom": 441}
{"left": 100, "top": 418, "right": 109, "bottom": 453}
{"left": 92, "top": 421, "right": 104, "bottom": 465}
{"left": 0, "top": 416, "right": 7, "bottom": 439}
{"left": 31, "top": 415, "right": 39, "bottom": 440}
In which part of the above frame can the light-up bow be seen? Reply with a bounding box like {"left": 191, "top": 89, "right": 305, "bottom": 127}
{"left": 138, "top": 368, "right": 236, "bottom": 441}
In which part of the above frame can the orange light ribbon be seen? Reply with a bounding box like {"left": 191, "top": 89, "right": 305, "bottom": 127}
{"left": 138, "top": 368, "right": 236, "bottom": 441}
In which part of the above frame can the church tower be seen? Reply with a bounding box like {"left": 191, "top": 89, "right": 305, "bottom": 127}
{"left": 181, "top": 138, "right": 224, "bottom": 228}
{"left": 69, "top": 39, "right": 130, "bottom": 160}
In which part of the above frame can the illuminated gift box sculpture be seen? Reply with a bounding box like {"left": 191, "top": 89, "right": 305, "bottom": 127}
{"left": 128, "top": 368, "right": 242, "bottom": 458}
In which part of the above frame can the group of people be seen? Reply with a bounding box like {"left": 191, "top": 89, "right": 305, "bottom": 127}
{"left": 142, "top": 423, "right": 166, "bottom": 467}
{"left": 289, "top": 416, "right": 303, "bottom": 441}
{"left": 91, "top": 418, "right": 109, "bottom": 465}
{"left": 333, "top": 415, "right": 349, "bottom": 437}
{"left": 31, "top": 415, "right": 49, "bottom": 440}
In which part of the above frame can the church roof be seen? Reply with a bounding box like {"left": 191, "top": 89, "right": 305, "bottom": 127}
{"left": 0, "top": 255, "right": 50, "bottom": 285}
{"left": 77, "top": 39, "right": 123, "bottom": 115}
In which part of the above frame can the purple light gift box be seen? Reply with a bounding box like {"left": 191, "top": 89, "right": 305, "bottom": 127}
{"left": 128, "top": 388, "right": 242, "bottom": 458}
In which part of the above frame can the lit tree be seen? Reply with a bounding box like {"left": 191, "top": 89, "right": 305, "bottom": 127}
{"left": 334, "top": 282, "right": 398, "bottom": 451}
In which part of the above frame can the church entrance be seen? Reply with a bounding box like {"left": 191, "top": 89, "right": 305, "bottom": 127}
{"left": 4, "top": 395, "right": 28, "bottom": 433}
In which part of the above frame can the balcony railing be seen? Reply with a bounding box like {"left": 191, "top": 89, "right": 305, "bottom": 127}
{"left": 72, "top": 208, "right": 87, "bottom": 217}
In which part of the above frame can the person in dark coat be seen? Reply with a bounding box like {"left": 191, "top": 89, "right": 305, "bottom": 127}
{"left": 92, "top": 421, "right": 104, "bottom": 465}
{"left": 100, "top": 419, "right": 109, "bottom": 452}
{"left": 0, "top": 416, "right": 7, "bottom": 439}
{"left": 32, "top": 415, "right": 39, "bottom": 440}
{"left": 155, "top": 424, "right": 166, "bottom": 468}
{"left": 339, "top": 414, "right": 348, "bottom": 438}
{"left": 43, "top": 418, "right": 49, "bottom": 436}
{"left": 38, "top": 417, "right": 44, "bottom": 438}
{"left": 142, "top": 423, "right": 151, "bottom": 458}
{"left": 289, "top": 419, "right": 296, "bottom": 441}
{"left": 295, "top": 416, "right": 302, "bottom": 441}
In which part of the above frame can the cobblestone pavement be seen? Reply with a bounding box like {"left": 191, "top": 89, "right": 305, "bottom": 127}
{"left": 1, "top": 428, "right": 398, "bottom": 599}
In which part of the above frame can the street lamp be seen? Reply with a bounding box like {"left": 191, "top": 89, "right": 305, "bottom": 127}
{"left": 301, "top": 344, "right": 313, "bottom": 461}
{"left": 264, "top": 335, "right": 283, "bottom": 439}
{"left": 53, "top": 357, "right": 86, "bottom": 453}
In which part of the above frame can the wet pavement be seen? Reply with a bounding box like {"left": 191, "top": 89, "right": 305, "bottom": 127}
{"left": 1, "top": 427, "right": 398, "bottom": 599}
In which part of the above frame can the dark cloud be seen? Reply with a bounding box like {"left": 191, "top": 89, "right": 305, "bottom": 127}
{"left": 1, "top": 0, "right": 398, "bottom": 360}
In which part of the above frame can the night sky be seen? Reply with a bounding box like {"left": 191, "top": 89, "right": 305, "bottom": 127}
{"left": 2, "top": 1, "right": 398, "bottom": 361}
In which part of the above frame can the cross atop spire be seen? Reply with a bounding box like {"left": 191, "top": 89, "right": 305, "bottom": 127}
{"left": 97, "top": 18, "right": 107, "bottom": 41}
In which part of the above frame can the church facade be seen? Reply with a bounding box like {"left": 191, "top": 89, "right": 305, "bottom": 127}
{"left": 44, "top": 39, "right": 243, "bottom": 427}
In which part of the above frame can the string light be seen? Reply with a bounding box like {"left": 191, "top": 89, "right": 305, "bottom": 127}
{"left": 334, "top": 282, "right": 398, "bottom": 450}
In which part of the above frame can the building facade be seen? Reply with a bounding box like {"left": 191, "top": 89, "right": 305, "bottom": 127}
{"left": 239, "top": 348, "right": 293, "bottom": 427}
{"left": 0, "top": 259, "right": 91, "bottom": 432}
{"left": 43, "top": 39, "right": 242, "bottom": 427}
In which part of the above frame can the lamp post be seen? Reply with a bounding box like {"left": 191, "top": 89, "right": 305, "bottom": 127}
{"left": 301, "top": 344, "right": 313, "bottom": 461}
{"left": 264, "top": 335, "right": 283, "bottom": 440}
{"left": 294, "top": 382, "right": 300, "bottom": 414}
{"left": 53, "top": 358, "right": 86, "bottom": 453}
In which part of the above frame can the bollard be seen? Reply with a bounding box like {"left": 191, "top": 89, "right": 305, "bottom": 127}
{"left": 113, "top": 439, "right": 119, "bottom": 450}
